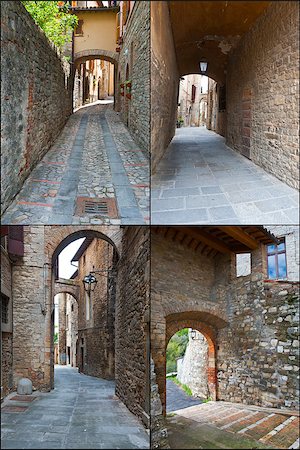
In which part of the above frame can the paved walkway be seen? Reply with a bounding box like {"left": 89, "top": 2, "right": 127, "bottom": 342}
{"left": 167, "top": 401, "right": 299, "bottom": 449}
{"left": 2, "top": 102, "right": 149, "bottom": 225}
{"left": 1, "top": 366, "right": 149, "bottom": 449}
{"left": 166, "top": 379, "right": 202, "bottom": 413}
{"left": 152, "top": 127, "right": 299, "bottom": 225}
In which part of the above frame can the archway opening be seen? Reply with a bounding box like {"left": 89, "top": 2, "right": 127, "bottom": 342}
{"left": 177, "top": 75, "right": 209, "bottom": 129}
{"left": 73, "top": 57, "right": 115, "bottom": 110}
{"left": 53, "top": 292, "right": 78, "bottom": 368}
{"left": 166, "top": 327, "right": 215, "bottom": 414}
{"left": 50, "top": 230, "right": 119, "bottom": 389}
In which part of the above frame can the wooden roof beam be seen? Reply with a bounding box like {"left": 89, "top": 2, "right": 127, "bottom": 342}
{"left": 175, "top": 227, "right": 232, "bottom": 254}
{"left": 217, "top": 226, "right": 259, "bottom": 250}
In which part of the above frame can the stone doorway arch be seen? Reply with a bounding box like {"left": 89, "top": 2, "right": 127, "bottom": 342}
{"left": 154, "top": 311, "right": 228, "bottom": 415}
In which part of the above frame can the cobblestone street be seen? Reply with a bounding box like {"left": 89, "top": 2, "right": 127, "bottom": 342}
{"left": 167, "top": 401, "right": 299, "bottom": 449}
{"left": 1, "top": 366, "right": 149, "bottom": 449}
{"left": 152, "top": 127, "right": 299, "bottom": 225}
{"left": 2, "top": 102, "right": 149, "bottom": 225}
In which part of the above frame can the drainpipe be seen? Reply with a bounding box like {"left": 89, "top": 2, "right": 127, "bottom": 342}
{"left": 71, "top": 30, "right": 75, "bottom": 113}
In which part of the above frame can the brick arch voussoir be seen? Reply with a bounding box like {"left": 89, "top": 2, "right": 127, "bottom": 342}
{"left": 74, "top": 49, "right": 119, "bottom": 69}
{"left": 53, "top": 284, "right": 79, "bottom": 301}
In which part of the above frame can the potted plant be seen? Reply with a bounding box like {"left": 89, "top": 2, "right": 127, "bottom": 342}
{"left": 125, "top": 80, "right": 132, "bottom": 99}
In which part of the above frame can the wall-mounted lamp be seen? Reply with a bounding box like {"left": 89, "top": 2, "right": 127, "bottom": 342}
{"left": 82, "top": 273, "right": 97, "bottom": 293}
{"left": 191, "top": 329, "right": 197, "bottom": 340}
{"left": 199, "top": 60, "right": 208, "bottom": 73}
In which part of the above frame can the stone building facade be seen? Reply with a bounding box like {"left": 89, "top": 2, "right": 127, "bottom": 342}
{"left": 151, "top": 226, "right": 299, "bottom": 447}
{"left": 117, "top": 1, "right": 150, "bottom": 154}
{"left": 1, "top": 1, "right": 72, "bottom": 215}
{"left": 73, "top": 236, "right": 116, "bottom": 379}
{"left": 115, "top": 226, "right": 150, "bottom": 426}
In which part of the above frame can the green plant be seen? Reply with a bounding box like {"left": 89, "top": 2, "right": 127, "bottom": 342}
{"left": 166, "top": 328, "right": 189, "bottom": 373}
{"left": 54, "top": 332, "right": 58, "bottom": 344}
{"left": 22, "top": 1, "right": 78, "bottom": 50}
{"left": 203, "top": 396, "right": 212, "bottom": 403}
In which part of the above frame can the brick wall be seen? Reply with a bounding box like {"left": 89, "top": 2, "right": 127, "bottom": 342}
{"left": 118, "top": 2, "right": 150, "bottom": 154}
{"left": 151, "top": 2, "right": 179, "bottom": 171}
{"left": 115, "top": 226, "right": 150, "bottom": 425}
{"left": 226, "top": 1, "right": 299, "bottom": 189}
{"left": 1, "top": 1, "right": 73, "bottom": 214}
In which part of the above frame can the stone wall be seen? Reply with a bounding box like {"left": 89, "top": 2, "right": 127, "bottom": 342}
{"left": 151, "top": 2, "right": 179, "bottom": 171}
{"left": 1, "top": 1, "right": 72, "bottom": 215}
{"left": 151, "top": 358, "right": 170, "bottom": 449}
{"left": 66, "top": 294, "right": 78, "bottom": 367}
{"left": 177, "top": 330, "right": 209, "bottom": 398}
{"left": 151, "top": 230, "right": 229, "bottom": 413}
{"left": 115, "top": 226, "right": 150, "bottom": 426}
{"left": 77, "top": 238, "right": 116, "bottom": 379}
{"left": 226, "top": 1, "right": 299, "bottom": 189}
{"left": 218, "top": 277, "right": 300, "bottom": 410}
{"left": 118, "top": 2, "right": 150, "bottom": 154}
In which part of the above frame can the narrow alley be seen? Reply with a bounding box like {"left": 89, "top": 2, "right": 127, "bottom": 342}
{"left": 2, "top": 103, "right": 149, "bottom": 225}
{"left": 152, "top": 127, "right": 299, "bottom": 225}
{"left": 1, "top": 366, "right": 149, "bottom": 449}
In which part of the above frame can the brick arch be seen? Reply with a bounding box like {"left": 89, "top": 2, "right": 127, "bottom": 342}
{"left": 155, "top": 311, "right": 228, "bottom": 415}
{"left": 53, "top": 284, "right": 79, "bottom": 301}
{"left": 44, "top": 226, "right": 122, "bottom": 263}
{"left": 74, "top": 49, "right": 119, "bottom": 68}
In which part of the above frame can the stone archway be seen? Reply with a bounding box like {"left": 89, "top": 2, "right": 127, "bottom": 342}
{"left": 153, "top": 310, "right": 228, "bottom": 415}
{"left": 43, "top": 226, "right": 121, "bottom": 390}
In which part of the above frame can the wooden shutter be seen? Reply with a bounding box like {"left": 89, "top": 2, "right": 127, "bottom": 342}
{"left": 191, "top": 85, "right": 196, "bottom": 103}
{"left": 8, "top": 226, "right": 24, "bottom": 256}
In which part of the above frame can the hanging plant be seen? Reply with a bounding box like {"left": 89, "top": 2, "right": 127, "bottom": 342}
{"left": 120, "top": 83, "right": 125, "bottom": 96}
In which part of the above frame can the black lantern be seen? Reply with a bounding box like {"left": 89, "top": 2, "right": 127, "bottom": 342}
{"left": 191, "top": 329, "right": 196, "bottom": 340}
{"left": 199, "top": 59, "right": 208, "bottom": 73}
{"left": 82, "top": 273, "right": 97, "bottom": 293}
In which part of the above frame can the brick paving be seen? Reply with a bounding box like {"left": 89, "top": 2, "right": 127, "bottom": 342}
{"left": 1, "top": 365, "right": 149, "bottom": 449}
{"left": 2, "top": 102, "right": 149, "bottom": 225}
{"left": 167, "top": 401, "right": 299, "bottom": 449}
{"left": 152, "top": 127, "right": 299, "bottom": 225}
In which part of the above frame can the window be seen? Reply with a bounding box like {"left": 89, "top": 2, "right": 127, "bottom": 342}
{"left": 191, "top": 85, "right": 196, "bottom": 103}
{"left": 267, "top": 240, "right": 287, "bottom": 279}
{"left": 236, "top": 253, "right": 251, "bottom": 277}
{"left": 1, "top": 295, "right": 9, "bottom": 324}
{"left": 75, "top": 19, "right": 83, "bottom": 36}
{"left": 219, "top": 85, "right": 226, "bottom": 111}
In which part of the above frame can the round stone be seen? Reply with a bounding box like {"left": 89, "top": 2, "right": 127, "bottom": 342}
{"left": 17, "top": 378, "right": 32, "bottom": 395}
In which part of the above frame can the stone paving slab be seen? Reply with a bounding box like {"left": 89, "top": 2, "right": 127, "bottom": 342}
{"left": 1, "top": 366, "right": 149, "bottom": 449}
{"left": 152, "top": 127, "right": 299, "bottom": 225}
{"left": 167, "top": 401, "right": 299, "bottom": 449}
{"left": 2, "top": 103, "right": 149, "bottom": 225}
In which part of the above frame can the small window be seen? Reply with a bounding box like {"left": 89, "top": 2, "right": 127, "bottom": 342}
{"left": 75, "top": 19, "right": 83, "bottom": 36}
{"left": 71, "top": 304, "right": 74, "bottom": 312}
{"left": 219, "top": 85, "right": 226, "bottom": 111}
{"left": 267, "top": 240, "right": 287, "bottom": 279}
{"left": 191, "top": 85, "right": 196, "bottom": 103}
{"left": 236, "top": 253, "right": 251, "bottom": 277}
{"left": 1, "top": 295, "right": 9, "bottom": 324}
